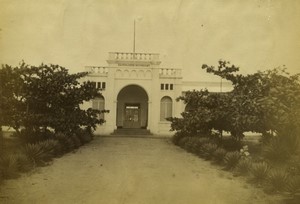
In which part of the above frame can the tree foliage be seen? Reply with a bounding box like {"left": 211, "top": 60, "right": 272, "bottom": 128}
{"left": 169, "top": 60, "right": 300, "bottom": 149}
{"left": 0, "top": 62, "right": 105, "bottom": 137}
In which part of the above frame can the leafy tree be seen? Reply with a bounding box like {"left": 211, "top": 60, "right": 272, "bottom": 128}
{"left": 169, "top": 60, "right": 300, "bottom": 149}
{"left": 257, "top": 69, "right": 300, "bottom": 151}
{"left": 0, "top": 64, "right": 24, "bottom": 132}
{"left": 201, "top": 60, "right": 270, "bottom": 139}
{"left": 0, "top": 62, "right": 106, "bottom": 139}
{"left": 171, "top": 90, "right": 230, "bottom": 137}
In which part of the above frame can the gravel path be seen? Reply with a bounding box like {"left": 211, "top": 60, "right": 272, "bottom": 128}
{"left": 0, "top": 136, "right": 282, "bottom": 204}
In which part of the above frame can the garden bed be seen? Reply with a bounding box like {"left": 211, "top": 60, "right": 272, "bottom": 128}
{"left": 0, "top": 129, "right": 94, "bottom": 184}
{"left": 172, "top": 134, "right": 300, "bottom": 203}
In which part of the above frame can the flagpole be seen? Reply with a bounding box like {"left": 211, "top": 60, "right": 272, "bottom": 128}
{"left": 133, "top": 19, "right": 136, "bottom": 54}
{"left": 133, "top": 19, "right": 136, "bottom": 66}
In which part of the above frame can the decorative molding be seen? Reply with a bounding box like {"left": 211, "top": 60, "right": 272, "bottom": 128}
{"left": 114, "top": 68, "right": 152, "bottom": 79}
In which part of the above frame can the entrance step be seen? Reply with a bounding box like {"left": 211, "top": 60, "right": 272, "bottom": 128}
{"left": 111, "top": 128, "right": 152, "bottom": 135}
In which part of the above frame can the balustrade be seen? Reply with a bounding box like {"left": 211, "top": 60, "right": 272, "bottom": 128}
{"left": 109, "top": 52, "right": 160, "bottom": 61}
{"left": 159, "top": 68, "right": 181, "bottom": 78}
{"left": 85, "top": 66, "right": 109, "bottom": 75}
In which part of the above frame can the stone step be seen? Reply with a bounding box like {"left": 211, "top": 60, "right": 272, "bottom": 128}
{"left": 111, "top": 128, "right": 152, "bottom": 135}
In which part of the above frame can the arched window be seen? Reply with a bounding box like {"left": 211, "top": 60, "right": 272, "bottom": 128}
{"left": 92, "top": 96, "right": 105, "bottom": 120}
{"left": 160, "top": 96, "right": 172, "bottom": 121}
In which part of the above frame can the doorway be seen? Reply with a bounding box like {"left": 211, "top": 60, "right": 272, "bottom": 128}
{"left": 124, "top": 104, "right": 140, "bottom": 128}
{"left": 116, "top": 85, "right": 148, "bottom": 129}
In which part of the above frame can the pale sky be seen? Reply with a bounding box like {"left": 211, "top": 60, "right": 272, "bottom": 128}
{"left": 0, "top": 0, "right": 299, "bottom": 81}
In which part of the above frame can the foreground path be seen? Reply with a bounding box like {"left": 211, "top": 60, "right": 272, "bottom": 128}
{"left": 1, "top": 137, "right": 282, "bottom": 204}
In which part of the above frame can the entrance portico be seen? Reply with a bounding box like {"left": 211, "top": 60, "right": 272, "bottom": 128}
{"left": 83, "top": 51, "right": 186, "bottom": 136}
{"left": 116, "top": 85, "right": 148, "bottom": 129}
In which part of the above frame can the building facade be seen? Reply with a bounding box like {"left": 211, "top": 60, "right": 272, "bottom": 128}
{"left": 82, "top": 52, "right": 232, "bottom": 136}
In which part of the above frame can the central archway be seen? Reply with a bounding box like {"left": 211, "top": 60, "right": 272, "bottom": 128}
{"left": 116, "top": 85, "right": 148, "bottom": 129}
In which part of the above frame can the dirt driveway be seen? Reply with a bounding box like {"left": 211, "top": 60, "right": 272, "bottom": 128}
{"left": 0, "top": 136, "right": 282, "bottom": 204}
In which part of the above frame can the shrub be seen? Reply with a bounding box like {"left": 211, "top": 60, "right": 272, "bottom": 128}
{"left": 198, "top": 137, "right": 210, "bottom": 145}
{"left": 267, "top": 169, "right": 290, "bottom": 192}
{"left": 0, "top": 154, "right": 19, "bottom": 179}
{"left": 184, "top": 137, "right": 210, "bottom": 154}
{"left": 23, "top": 143, "right": 47, "bottom": 165}
{"left": 251, "top": 162, "right": 270, "bottom": 183}
{"left": 262, "top": 138, "right": 291, "bottom": 164}
{"left": 221, "top": 137, "right": 243, "bottom": 151}
{"left": 176, "top": 136, "right": 214, "bottom": 156}
{"left": 0, "top": 174, "right": 3, "bottom": 184}
{"left": 172, "top": 132, "right": 185, "bottom": 145}
{"left": 178, "top": 137, "right": 189, "bottom": 148}
{"left": 195, "top": 137, "right": 211, "bottom": 155}
{"left": 183, "top": 137, "right": 197, "bottom": 152}
{"left": 0, "top": 152, "right": 35, "bottom": 180}
{"left": 201, "top": 143, "right": 218, "bottom": 159}
{"left": 39, "top": 139, "right": 59, "bottom": 153}
{"left": 191, "top": 138, "right": 204, "bottom": 154}
{"left": 23, "top": 140, "right": 58, "bottom": 166}
{"left": 52, "top": 141, "right": 64, "bottom": 156}
{"left": 18, "top": 129, "right": 55, "bottom": 143}
{"left": 65, "top": 137, "right": 75, "bottom": 151}
{"left": 260, "top": 132, "right": 273, "bottom": 144}
{"left": 286, "top": 176, "right": 300, "bottom": 195}
{"left": 239, "top": 145, "right": 251, "bottom": 159}
{"left": 213, "top": 148, "right": 227, "bottom": 163}
{"left": 71, "top": 134, "right": 82, "bottom": 149}
{"left": 77, "top": 128, "right": 93, "bottom": 144}
{"left": 235, "top": 159, "right": 253, "bottom": 176}
{"left": 55, "top": 132, "right": 75, "bottom": 152}
{"left": 287, "top": 157, "right": 300, "bottom": 176}
{"left": 224, "top": 151, "right": 241, "bottom": 170}
{"left": 14, "top": 153, "right": 34, "bottom": 172}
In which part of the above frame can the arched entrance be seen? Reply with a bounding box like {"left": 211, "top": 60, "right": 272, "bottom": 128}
{"left": 116, "top": 85, "right": 148, "bottom": 129}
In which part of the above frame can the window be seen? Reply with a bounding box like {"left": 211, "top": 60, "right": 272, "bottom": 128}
{"left": 95, "top": 81, "right": 106, "bottom": 90}
{"left": 92, "top": 96, "right": 105, "bottom": 120}
{"left": 161, "top": 83, "right": 173, "bottom": 91}
{"left": 160, "top": 96, "right": 172, "bottom": 121}
{"left": 102, "top": 82, "right": 106, "bottom": 89}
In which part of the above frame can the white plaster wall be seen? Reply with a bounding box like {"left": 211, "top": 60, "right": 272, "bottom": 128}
{"left": 84, "top": 64, "right": 184, "bottom": 136}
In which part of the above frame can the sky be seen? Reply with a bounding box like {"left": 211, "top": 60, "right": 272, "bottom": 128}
{"left": 0, "top": 0, "right": 300, "bottom": 82}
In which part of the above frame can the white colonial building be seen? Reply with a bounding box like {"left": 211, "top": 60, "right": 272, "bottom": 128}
{"left": 82, "top": 51, "right": 232, "bottom": 136}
